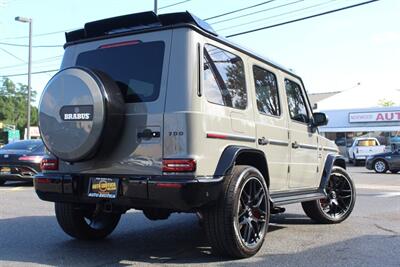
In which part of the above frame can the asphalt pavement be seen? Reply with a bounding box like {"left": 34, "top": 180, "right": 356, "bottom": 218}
{"left": 0, "top": 166, "right": 399, "bottom": 267}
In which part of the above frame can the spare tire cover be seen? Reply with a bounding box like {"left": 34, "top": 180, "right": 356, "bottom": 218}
{"left": 39, "top": 67, "right": 122, "bottom": 162}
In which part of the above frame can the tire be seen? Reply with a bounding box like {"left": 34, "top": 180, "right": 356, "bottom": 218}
{"left": 0, "top": 180, "right": 5, "bottom": 186}
{"left": 55, "top": 202, "right": 121, "bottom": 240}
{"left": 373, "top": 159, "right": 388, "bottom": 173}
{"left": 40, "top": 67, "right": 125, "bottom": 162}
{"left": 203, "top": 165, "right": 270, "bottom": 258}
{"left": 302, "top": 166, "right": 356, "bottom": 224}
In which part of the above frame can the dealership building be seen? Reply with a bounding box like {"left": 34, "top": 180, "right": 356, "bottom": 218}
{"left": 309, "top": 86, "right": 400, "bottom": 155}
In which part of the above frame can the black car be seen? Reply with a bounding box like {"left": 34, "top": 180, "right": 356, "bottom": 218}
{"left": 0, "top": 140, "right": 45, "bottom": 185}
{"left": 366, "top": 145, "right": 400, "bottom": 174}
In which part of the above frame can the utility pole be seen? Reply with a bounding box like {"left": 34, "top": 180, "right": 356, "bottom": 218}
{"left": 154, "top": 0, "right": 158, "bottom": 14}
{"left": 15, "top": 16, "right": 32, "bottom": 140}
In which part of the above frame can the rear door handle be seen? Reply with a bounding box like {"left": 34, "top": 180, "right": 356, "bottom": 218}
{"left": 292, "top": 141, "right": 299, "bottom": 149}
{"left": 258, "top": 137, "right": 269, "bottom": 146}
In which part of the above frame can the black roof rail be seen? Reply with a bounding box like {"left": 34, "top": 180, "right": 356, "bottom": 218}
{"left": 65, "top": 11, "right": 217, "bottom": 43}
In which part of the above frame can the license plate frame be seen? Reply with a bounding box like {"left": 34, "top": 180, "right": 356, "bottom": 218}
{"left": 88, "top": 177, "right": 119, "bottom": 199}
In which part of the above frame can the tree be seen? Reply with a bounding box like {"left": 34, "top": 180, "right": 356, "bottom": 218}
{"left": 378, "top": 98, "right": 396, "bottom": 107}
{"left": 0, "top": 78, "right": 38, "bottom": 135}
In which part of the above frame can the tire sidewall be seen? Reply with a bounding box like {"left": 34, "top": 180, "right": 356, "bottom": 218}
{"left": 230, "top": 166, "right": 270, "bottom": 256}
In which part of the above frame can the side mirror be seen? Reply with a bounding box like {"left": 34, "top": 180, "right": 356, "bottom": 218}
{"left": 312, "top": 112, "right": 328, "bottom": 127}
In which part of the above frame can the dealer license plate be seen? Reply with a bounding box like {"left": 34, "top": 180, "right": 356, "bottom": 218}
{"left": 88, "top": 177, "right": 119, "bottom": 199}
{"left": 0, "top": 167, "right": 11, "bottom": 175}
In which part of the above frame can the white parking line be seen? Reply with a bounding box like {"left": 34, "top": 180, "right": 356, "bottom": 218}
{"left": 375, "top": 192, "right": 400, "bottom": 198}
{"left": 356, "top": 184, "right": 400, "bottom": 191}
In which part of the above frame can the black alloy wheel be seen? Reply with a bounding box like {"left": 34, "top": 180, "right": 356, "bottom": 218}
{"left": 235, "top": 177, "right": 268, "bottom": 249}
{"left": 302, "top": 166, "right": 356, "bottom": 224}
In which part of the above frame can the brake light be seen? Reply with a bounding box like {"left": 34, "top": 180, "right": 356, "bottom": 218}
{"left": 162, "top": 159, "right": 196, "bottom": 172}
{"left": 18, "top": 155, "right": 43, "bottom": 163}
{"left": 99, "top": 40, "right": 140, "bottom": 49}
{"left": 40, "top": 158, "right": 59, "bottom": 171}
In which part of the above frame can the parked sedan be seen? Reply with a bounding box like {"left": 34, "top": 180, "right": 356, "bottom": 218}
{"left": 366, "top": 145, "right": 400, "bottom": 174}
{"left": 0, "top": 140, "right": 45, "bottom": 185}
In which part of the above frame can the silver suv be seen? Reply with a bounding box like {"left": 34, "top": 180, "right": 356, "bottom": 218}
{"left": 36, "top": 11, "right": 356, "bottom": 258}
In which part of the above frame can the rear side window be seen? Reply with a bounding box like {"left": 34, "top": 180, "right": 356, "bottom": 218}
{"left": 203, "top": 44, "right": 247, "bottom": 110}
{"left": 357, "top": 140, "right": 377, "bottom": 146}
{"left": 253, "top": 66, "right": 280, "bottom": 116}
{"left": 285, "top": 79, "right": 309, "bottom": 123}
{"left": 76, "top": 41, "right": 165, "bottom": 103}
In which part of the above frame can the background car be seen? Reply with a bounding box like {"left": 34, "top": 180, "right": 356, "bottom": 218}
{"left": 0, "top": 139, "right": 45, "bottom": 185}
{"left": 366, "top": 144, "right": 400, "bottom": 174}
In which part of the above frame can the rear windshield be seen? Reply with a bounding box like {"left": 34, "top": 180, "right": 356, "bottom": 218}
{"left": 76, "top": 41, "right": 165, "bottom": 103}
{"left": 357, "top": 140, "right": 378, "bottom": 146}
{"left": 2, "top": 141, "right": 43, "bottom": 151}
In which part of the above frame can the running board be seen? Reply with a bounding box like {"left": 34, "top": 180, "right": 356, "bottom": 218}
{"left": 270, "top": 190, "right": 325, "bottom": 207}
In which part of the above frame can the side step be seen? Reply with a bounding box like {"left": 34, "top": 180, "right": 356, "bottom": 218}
{"left": 270, "top": 190, "right": 325, "bottom": 207}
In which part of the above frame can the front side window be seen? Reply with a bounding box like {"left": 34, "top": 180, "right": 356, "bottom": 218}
{"left": 203, "top": 44, "right": 247, "bottom": 109}
{"left": 76, "top": 41, "right": 165, "bottom": 103}
{"left": 253, "top": 66, "right": 280, "bottom": 116}
{"left": 285, "top": 79, "right": 309, "bottom": 123}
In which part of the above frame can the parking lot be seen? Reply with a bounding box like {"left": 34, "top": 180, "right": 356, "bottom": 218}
{"left": 0, "top": 166, "right": 399, "bottom": 267}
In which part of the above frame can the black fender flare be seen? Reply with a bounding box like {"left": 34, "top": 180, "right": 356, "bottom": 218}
{"left": 214, "top": 145, "right": 269, "bottom": 185}
{"left": 319, "top": 154, "right": 346, "bottom": 191}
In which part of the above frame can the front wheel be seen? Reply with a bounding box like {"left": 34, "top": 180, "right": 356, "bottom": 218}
{"left": 302, "top": 166, "right": 356, "bottom": 224}
{"left": 0, "top": 180, "right": 5, "bottom": 186}
{"left": 373, "top": 159, "right": 388, "bottom": 173}
{"left": 55, "top": 202, "right": 121, "bottom": 240}
{"left": 203, "top": 165, "right": 270, "bottom": 258}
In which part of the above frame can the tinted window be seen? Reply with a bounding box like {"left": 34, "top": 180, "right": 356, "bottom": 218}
{"left": 203, "top": 44, "right": 247, "bottom": 109}
{"left": 76, "top": 41, "right": 165, "bottom": 103}
{"left": 285, "top": 79, "right": 309, "bottom": 123}
{"left": 1, "top": 140, "right": 42, "bottom": 151}
{"left": 253, "top": 66, "right": 280, "bottom": 116}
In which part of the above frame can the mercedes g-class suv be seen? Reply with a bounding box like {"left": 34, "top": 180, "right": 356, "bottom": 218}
{"left": 36, "top": 11, "right": 356, "bottom": 258}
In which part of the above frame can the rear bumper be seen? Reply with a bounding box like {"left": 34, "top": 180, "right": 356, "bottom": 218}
{"left": 34, "top": 173, "right": 225, "bottom": 212}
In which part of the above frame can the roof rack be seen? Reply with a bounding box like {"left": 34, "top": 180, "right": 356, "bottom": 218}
{"left": 65, "top": 11, "right": 217, "bottom": 43}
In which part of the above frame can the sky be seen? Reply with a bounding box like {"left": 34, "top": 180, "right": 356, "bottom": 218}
{"left": 0, "top": 0, "right": 399, "bottom": 106}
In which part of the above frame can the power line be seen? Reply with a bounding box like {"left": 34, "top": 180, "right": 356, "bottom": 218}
{"left": 218, "top": 0, "right": 334, "bottom": 32}
{"left": 159, "top": 0, "right": 191, "bottom": 10}
{"left": 0, "top": 42, "right": 63, "bottom": 48}
{"left": 0, "top": 69, "right": 58, "bottom": 78}
{"left": 204, "top": 0, "right": 276, "bottom": 21}
{"left": 211, "top": 0, "right": 304, "bottom": 25}
{"left": 0, "top": 28, "right": 76, "bottom": 41}
{"left": 226, "top": 0, "right": 380, "bottom": 38}
{"left": 0, "top": 55, "right": 62, "bottom": 70}
{"left": 0, "top": 47, "right": 26, "bottom": 63}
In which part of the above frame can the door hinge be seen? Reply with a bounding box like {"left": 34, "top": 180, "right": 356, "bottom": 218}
{"left": 317, "top": 166, "right": 319, "bottom": 173}
{"left": 288, "top": 165, "right": 290, "bottom": 173}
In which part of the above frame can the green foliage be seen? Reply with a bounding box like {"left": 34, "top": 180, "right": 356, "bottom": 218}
{"left": 0, "top": 78, "right": 38, "bottom": 134}
{"left": 378, "top": 98, "right": 396, "bottom": 107}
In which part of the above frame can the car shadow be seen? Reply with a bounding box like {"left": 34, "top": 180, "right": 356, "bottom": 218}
{"left": 0, "top": 181, "right": 33, "bottom": 187}
{"left": 0, "top": 211, "right": 312, "bottom": 266}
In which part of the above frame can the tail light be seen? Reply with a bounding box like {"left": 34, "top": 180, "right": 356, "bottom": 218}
{"left": 18, "top": 155, "right": 43, "bottom": 163}
{"left": 40, "top": 158, "right": 59, "bottom": 171}
{"left": 162, "top": 159, "right": 196, "bottom": 172}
